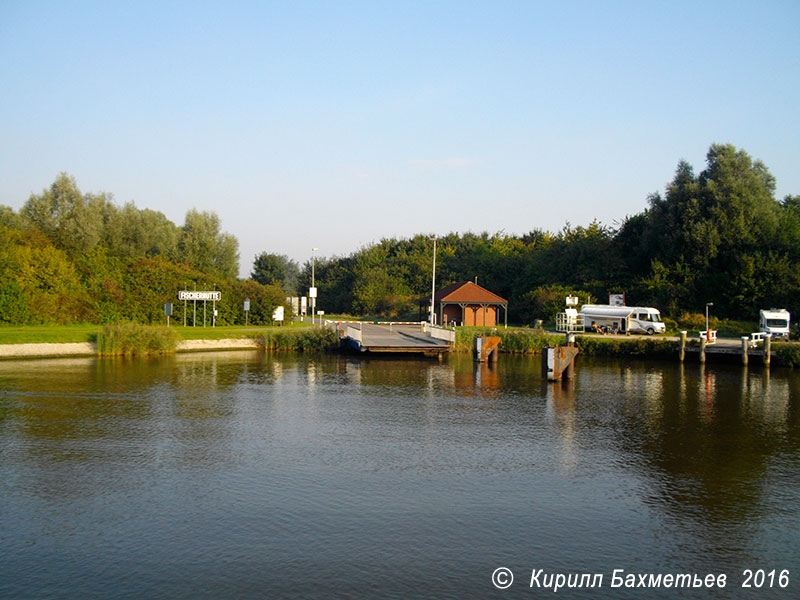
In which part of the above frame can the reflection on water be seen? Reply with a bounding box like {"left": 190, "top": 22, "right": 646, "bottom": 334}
{"left": 1, "top": 352, "right": 799, "bottom": 599}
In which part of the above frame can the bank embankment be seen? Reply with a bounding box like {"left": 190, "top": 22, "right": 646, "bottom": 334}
{"left": 0, "top": 327, "right": 340, "bottom": 359}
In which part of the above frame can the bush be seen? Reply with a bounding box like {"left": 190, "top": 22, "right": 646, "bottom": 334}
{"left": 776, "top": 344, "right": 800, "bottom": 368}
{"left": 259, "top": 326, "right": 339, "bottom": 352}
{"left": 96, "top": 322, "right": 178, "bottom": 356}
{"left": 576, "top": 336, "right": 678, "bottom": 358}
{"left": 455, "top": 326, "right": 563, "bottom": 354}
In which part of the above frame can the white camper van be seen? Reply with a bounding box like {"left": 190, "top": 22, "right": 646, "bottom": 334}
{"left": 580, "top": 304, "right": 666, "bottom": 335}
{"left": 759, "top": 308, "right": 790, "bottom": 339}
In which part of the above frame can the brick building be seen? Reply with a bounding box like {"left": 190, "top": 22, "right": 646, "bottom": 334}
{"left": 435, "top": 281, "right": 508, "bottom": 327}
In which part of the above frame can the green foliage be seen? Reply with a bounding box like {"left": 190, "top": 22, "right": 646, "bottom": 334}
{"left": 454, "top": 326, "right": 563, "bottom": 354}
{"left": 775, "top": 344, "right": 800, "bottom": 368}
{"left": 179, "top": 209, "right": 239, "bottom": 279}
{"left": 2, "top": 146, "right": 800, "bottom": 330}
{"left": 576, "top": 336, "right": 678, "bottom": 358}
{"left": 251, "top": 252, "right": 299, "bottom": 292}
{"left": 224, "top": 278, "right": 289, "bottom": 326}
{"left": 259, "top": 326, "right": 339, "bottom": 352}
{"left": 512, "top": 285, "right": 596, "bottom": 326}
{"left": 96, "top": 322, "right": 178, "bottom": 356}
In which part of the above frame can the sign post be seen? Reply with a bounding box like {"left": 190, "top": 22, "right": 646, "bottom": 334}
{"left": 244, "top": 298, "right": 250, "bottom": 326}
{"left": 178, "top": 291, "right": 222, "bottom": 328}
{"left": 309, "top": 286, "right": 317, "bottom": 324}
{"left": 164, "top": 303, "right": 173, "bottom": 326}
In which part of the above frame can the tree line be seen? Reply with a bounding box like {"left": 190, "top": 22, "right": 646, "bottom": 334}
{"left": 2, "top": 144, "right": 798, "bottom": 327}
{"left": 0, "top": 173, "right": 286, "bottom": 325}
{"left": 294, "top": 144, "right": 800, "bottom": 324}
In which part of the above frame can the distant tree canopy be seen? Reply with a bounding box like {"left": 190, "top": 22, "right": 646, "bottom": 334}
{"left": 295, "top": 144, "right": 800, "bottom": 323}
{"left": 251, "top": 252, "right": 300, "bottom": 292}
{"left": 1, "top": 144, "right": 797, "bottom": 327}
{"left": 0, "top": 173, "right": 290, "bottom": 325}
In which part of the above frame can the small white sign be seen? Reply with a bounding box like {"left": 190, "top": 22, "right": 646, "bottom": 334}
{"left": 309, "top": 287, "right": 317, "bottom": 298}
{"left": 609, "top": 293, "right": 625, "bottom": 306}
{"left": 273, "top": 306, "right": 285, "bottom": 321}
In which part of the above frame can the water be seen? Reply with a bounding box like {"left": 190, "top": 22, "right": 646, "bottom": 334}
{"left": 1, "top": 352, "right": 798, "bottom": 599}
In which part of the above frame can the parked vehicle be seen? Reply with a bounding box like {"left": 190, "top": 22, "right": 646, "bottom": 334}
{"left": 580, "top": 304, "right": 666, "bottom": 335}
{"left": 759, "top": 308, "right": 790, "bottom": 339}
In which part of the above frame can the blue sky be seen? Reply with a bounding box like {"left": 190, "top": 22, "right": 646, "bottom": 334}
{"left": 2, "top": 1, "right": 798, "bottom": 276}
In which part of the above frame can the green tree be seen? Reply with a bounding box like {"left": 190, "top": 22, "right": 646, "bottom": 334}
{"left": 104, "top": 202, "right": 180, "bottom": 260}
{"left": 179, "top": 209, "right": 239, "bottom": 279}
{"left": 251, "top": 252, "right": 299, "bottom": 291}
{"left": 21, "top": 172, "right": 110, "bottom": 254}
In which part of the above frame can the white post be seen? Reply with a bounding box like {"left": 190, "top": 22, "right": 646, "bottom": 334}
{"left": 311, "top": 247, "right": 318, "bottom": 325}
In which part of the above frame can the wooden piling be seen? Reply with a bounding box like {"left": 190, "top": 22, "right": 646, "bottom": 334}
{"left": 699, "top": 337, "right": 707, "bottom": 363}
{"left": 764, "top": 335, "right": 771, "bottom": 367}
{"left": 741, "top": 337, "right": 749, "bottom": 365}
{"left": 679, "top": 331, "right": 687, "bottom": 362}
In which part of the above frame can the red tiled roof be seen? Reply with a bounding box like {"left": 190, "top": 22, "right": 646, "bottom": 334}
{"left": 435, "top": 281, "right": 507, "bottom": 304}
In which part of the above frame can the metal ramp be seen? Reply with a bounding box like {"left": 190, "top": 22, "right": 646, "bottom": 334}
{"left": 335, "top": 322, "right": 455, "bottom": 355}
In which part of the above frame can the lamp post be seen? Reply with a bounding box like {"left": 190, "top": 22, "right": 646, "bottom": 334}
{"left": 311, "top": 247, "right": 318, "bottom": 325}
{"left": 429, "top": 236, "right": 437, "bottom": 325}
{"left": 705, "top": 302, "right": 714, "bottom": 332}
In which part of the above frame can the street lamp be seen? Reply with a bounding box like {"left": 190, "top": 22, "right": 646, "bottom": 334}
{"left": 311, "top": 248, "right": 319, "bottom": 325}
{"left": 429, "top": 236, "right": 437, "bottom": 325}
{"left": 705, "top": 302, "right": 714, "bottom": 332}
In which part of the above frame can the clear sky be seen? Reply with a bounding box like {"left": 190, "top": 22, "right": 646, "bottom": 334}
{"left": 2, "top": 1, "right": 798, "bottom": 277}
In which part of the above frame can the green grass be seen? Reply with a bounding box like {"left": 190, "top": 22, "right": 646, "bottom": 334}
{"left": 0, "top": 321, "right": 312, "bottom": 344}
{"left": 0, "top": 324, "right": 102, "bottom": 344}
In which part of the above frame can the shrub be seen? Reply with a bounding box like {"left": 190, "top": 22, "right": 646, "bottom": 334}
{"left": 576, "top": 336, "right": 678, "bottom": 358}
{"left": 96, "top": 322, "right": 178, "bottom": 356}
{"left": 259, "top": 326, "right": 339, "bottom": 352}
{"left": 455, "top": 326, "right": 562, "bottom": 354}
{"left": 776, "top": 344, "right": 800, "bottom": 368}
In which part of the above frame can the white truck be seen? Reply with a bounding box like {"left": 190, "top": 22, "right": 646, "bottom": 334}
{"left": 580, "top": 304, "right": 666, "bottom": 335}
{"left": 759, "top": 308, "right": 790, "bottom": 339}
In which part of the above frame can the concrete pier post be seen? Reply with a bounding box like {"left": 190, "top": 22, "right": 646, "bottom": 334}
{"left": 699, "top": 337, "right": 707, "bottom": 363}
{"left": 679, "top": 331, "right": 687, "bottom": 362}
{"left": 741, "top": 337, "right": 749, "bottom": 365}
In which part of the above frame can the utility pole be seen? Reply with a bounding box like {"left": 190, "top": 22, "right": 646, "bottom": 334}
{"left": 429, "top": 237, "right": 437, "bottom": 325}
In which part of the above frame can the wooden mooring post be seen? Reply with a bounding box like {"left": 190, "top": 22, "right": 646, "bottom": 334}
{"left": 474, "top": 336, "right": 500, "bottom": 363}
{"left": 542, "top": 333, "right": 579, "bottom": 382}
{"left": 679, "top": 331, "right": 687, "bottom": 362}
{"left": 741, "top": 337, "right": 749, "bottom": 365}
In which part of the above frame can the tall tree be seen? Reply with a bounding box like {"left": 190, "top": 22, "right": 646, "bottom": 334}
{"left": 21, "top": 172, "right": 111, "bottom": 254}
{"left": 251, "top": 252, "right": 299, "bottom": 291}
{"left": 179, "top": 209, "right": 239, "bottom": 279}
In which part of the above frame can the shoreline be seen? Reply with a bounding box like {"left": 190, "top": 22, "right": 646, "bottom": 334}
{"left": 0, "top": 338, "right": 260, "bottom": 359}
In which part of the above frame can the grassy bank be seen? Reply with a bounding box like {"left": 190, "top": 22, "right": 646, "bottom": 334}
{"left": 255, "top": 327, "right": 340, "bottom": 352}
{"left": 454, "top": 327, "right": 563, "bottom": 354}
{"left": 576, "top": 335, "right": 679, "bottom": 359}
{"left": 455, "top": 327, "right": 679, "bottom": 359}
{"left": 0, "top": 322, "right": 312, "bottom": 345}
{"left": 0, "top": 324, "right": 102, "bottom": 344}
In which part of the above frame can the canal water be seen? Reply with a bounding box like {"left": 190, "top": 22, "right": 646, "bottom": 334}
{"left": 1, "top": 352, "right": 798, "bottom": 599}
